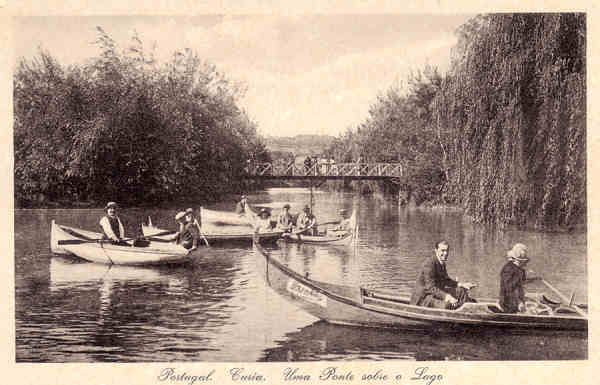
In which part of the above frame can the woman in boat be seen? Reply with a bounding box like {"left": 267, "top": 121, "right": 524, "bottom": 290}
{"left": 277, "top": 204, "right": 294, "bottom": 232}
{"left": 255, "top": 208, "right": 275, "bottom": 233}
{"left": 99, "top": 201, "right": 128, "bottom": 246}
{"left": 499, "top": 243, "right": 540, "bottom": 313}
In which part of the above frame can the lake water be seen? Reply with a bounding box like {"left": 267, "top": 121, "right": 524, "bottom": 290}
{"left": 14, "top": 188, "right": 587, "bottom": 362}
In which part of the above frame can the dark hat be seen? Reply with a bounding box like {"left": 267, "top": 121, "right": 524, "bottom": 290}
{"left": 105, "top": 201, "right": 118, "bottom": 210}
{"left": 283, "top": 204, "right": 291, "bottom": 209}
{"left": 185, "top": 208, "right": 194, "bottom": 215}
{"left": 303, "top": 205, "right": 310, "bottom": 211}
{"left": 259, "top": 208, "right": 270, "bottom": 217}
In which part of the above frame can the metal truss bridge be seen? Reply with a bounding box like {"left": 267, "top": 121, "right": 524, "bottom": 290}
{"left": 244, "top": 162, "right": 405, "bottom": 184}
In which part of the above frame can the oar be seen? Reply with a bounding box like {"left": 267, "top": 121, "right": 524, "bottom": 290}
{"left": 529, "top": 270, "right": 587, "bottom": 318}
{"left": 197, "top": 207, "right": 210, "bottom": 247}
{"left": 199, "top": 229, "right": 210, "bottom": 247}
{"left": 58, "top": 230, "right": 175, "bottom": 246}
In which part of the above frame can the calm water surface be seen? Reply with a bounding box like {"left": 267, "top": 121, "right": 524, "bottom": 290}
{"left": 15, "top": 188, "right": 587, "bottom": 361}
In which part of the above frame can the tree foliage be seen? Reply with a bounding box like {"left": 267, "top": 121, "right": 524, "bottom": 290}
{"left": 327, "top": 14, "right": 585, "bottom": 230}
{"left": 14, "top": 28, "right": 268, "bottom": 207}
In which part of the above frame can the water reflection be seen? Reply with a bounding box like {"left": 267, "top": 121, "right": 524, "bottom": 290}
{"left": 261, "top": 321, "right": 588, "bottom": 361}
{"left": 15, "top": 189, "right": 587, "bottom": 362}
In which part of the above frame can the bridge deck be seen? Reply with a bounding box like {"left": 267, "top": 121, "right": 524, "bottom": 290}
{"left": 244, "top": 162, "right": 404, "bottom": 180}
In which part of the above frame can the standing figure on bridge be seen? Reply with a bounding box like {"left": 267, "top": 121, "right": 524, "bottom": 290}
{"left": 304, "top": 156, "right": 312, "bottom": 176}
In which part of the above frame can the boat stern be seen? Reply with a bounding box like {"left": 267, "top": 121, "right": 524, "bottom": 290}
{"left": 50, "top": 220, "right": 71, "bottom": 255}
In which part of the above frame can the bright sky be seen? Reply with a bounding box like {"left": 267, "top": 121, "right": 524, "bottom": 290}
{"left": 14, "top": 14, "right": 474, "bottom": 137}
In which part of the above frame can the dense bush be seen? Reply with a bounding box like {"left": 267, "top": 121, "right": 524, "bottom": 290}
{"left": 14, "top": 28, "right": 269, "bottom": 207}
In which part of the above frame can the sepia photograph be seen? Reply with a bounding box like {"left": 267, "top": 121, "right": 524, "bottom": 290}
{"left": 6, "top": 2, "right": 591, "bottom": 382}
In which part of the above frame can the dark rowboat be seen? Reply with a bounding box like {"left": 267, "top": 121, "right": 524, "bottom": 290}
{"left": 254, "top": 239, "right": 587, "bottom": 331}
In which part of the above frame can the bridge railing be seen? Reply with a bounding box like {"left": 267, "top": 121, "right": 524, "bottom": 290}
{"left": 247, "top": 162, "right": 403, "bottom": 177}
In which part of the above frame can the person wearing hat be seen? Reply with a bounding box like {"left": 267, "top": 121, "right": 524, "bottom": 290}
{"left": 296, "top": 205, "right": 317, "bottom": 235}
{"left": 499, "top": 243, "right": 540, "bottom": 313}
{"left": 235, "top": 195, "right": 248, "bottom": 215}
{"left": 255, "top": 208, "right": 274, "bottom": 233}
{"left": 185, "top": 208, "right": 202, "bottom": 230}
{"left": 172, "top": 211, "right": 199, "bottom": 251}
{"left": 277, "top": 204, "right": 294, "bottom": 232}
{"left": 410, "top": 240, "right": 477, "bottom": 309}
{"left": 333, "top": 209, "right": 351, "bottom": 231}
{"left": 99, "top": 202, "right": 127, "bottom": 245}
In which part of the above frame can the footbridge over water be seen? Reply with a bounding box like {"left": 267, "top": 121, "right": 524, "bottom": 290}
{"left": 244, "top": 162, "right": 406, "bottom": 184}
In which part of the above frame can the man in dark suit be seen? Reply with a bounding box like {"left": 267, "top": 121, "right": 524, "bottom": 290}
{"left": 410, "top": 241, "right": 476, "bottom": 309}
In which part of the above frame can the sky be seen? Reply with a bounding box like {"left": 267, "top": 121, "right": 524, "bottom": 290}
{"left": 13, "top": 14, "right": 475, "bottom": 137}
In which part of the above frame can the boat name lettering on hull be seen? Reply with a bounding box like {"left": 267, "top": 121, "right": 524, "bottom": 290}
{"left": 286, "top": 279, "right": 327, "bottom": 307}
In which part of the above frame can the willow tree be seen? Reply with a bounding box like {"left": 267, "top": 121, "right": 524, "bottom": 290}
{"left": 432, "top": 13, "right": 586, "bottom": 229}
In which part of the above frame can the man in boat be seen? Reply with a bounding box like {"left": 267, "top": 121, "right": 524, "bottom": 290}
{"left": 277, "top": 204, "right": 294, "bottom": 232}
{"left": 185, "top": 208, "right": 201, "bottom": 231}
{"left": 173, "top": 211, "right": 199, "bottom": 251}
{"left": 333, "top": 209, "right": 351, "bottom": 231}
{"left": 99, "top": 201, "right": 128, "bottom": 246}
{"left": 235, "top": 195, "right": 248, "bottom": 215}
{"left": 410, "top": 241, "right": 477, "bottom": 310}
{"left": 499, "top": 243, "right": 540, "bottom": 313}
{"left": 297, "top": 205, "right": 317, "bottom": 235}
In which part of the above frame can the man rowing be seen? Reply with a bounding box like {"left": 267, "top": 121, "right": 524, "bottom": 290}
{"left": 99, "top": 201, "right": 128, "bottom": 246}
{"left": 296, "top": 205, "right": 317, "bottom": 235}
{"left": 410, "top": 241, "right": 476, "bottom": 310}
{"left": 172, "top": 211, "right": 199, "bottom": 251}
{"left": 277, "top": 204, "right": 294, "bottom": 232}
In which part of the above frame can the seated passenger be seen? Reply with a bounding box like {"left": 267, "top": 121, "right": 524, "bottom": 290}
{"left": 410, "top": 241, "right": 477, "bottom": 309}
{"left": 499, "top": 243, "right": 540, "bottom": 313}
{"left": 277, "top": 204, "right": 294, "bottom": 232}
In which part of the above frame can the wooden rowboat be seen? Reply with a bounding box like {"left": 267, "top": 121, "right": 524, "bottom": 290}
{"left": 142, "top": 216, "right": 284, "bottom": 245}
{"left": 51, "top": 220, "right": 193, "bottom": 265}
{"left": 282, "top": 210, "right": 357, "bottom": 246}
{"left": 254, "top": 239, "right": 587, "bottom": 331}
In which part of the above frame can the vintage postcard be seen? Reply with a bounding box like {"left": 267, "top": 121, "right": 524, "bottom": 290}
{"left": 2, "top": 1, "right": 596, "bottom": 384}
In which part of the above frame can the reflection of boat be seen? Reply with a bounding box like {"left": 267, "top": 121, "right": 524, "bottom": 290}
{"left": 254, "top": 239, "right": 587, "bottom": 331}
{"left": 282, "top": 210, "right": 357, "bottom": 246}
{"left": 260, "top": 319, "right": 587, "bottom": 361}
{"left": 49, "top": 257, "right": 170, "bottom": 290}
{"left": 51, "top": 220, "right": 193, "bottom": 265}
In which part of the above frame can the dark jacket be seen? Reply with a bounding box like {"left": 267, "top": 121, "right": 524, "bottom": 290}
{"left": 499, "top": 261, "right": 526, "bottom": 313}
{"left": 177, "top": 222, "right": 199, "bottom": 250}
{"left": 410, "top": 255, "right": 458, "bottom": 305}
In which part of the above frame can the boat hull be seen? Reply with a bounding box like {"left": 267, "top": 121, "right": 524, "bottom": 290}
{"left": 142, "top": 223, "right": 283, "bottom": 245}
{"left": 254, "top": 240, "right": 587, "bottom": 331}
{"left": 282, "top": 230, "right": 354, "bottom": 245}
{"left": 51, "top": 221, "right": 193, "bottom": 265}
